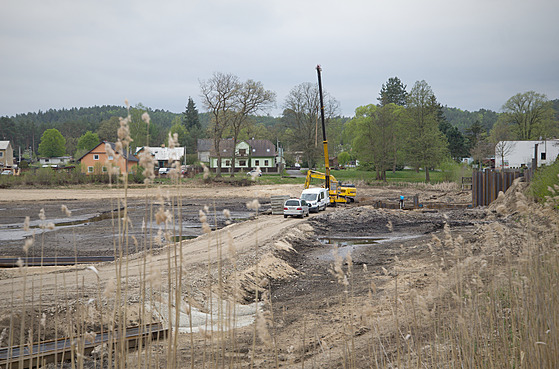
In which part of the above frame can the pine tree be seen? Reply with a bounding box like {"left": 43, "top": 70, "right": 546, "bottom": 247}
{"left": 183, "top": 97, "right": 200, "bottom": 130}
{"left": 378, "top": 77, "right": 408, "bottom": 106}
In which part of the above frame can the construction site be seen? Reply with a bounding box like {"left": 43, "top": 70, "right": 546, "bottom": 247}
{"left": 0, "top": 175, "right": 556, "bottom": 368}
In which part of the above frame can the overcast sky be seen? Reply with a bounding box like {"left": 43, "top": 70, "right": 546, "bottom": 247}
{"left": 1, "top": 0, "right": 558, "bottom": 118}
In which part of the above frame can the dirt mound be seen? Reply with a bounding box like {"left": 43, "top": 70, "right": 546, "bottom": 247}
{"left": 487, "top": 178, "right": 529, "bottom": 216}
{"left": 309, "top": 205, "right": 457, "bottom": 236}
{"left": 232, "top": 223, "right": 314, "bottom": 302}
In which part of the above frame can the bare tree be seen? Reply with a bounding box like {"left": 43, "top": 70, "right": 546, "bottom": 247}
{"left": 494, "top": 141, "right": 516, "bottom": 170}
{"left": 471, "top": 137, "right": 493, "bottom": 170}
{"left": 282, "top": 82, "right": 339, "bottom": 169}
{"left": 229, "top": 80, "right": 276, "bottom": 176}
{"left": 489, "top": 117, "right": 515, "bottom": 170}
{"left": 200, "top": 72, "right": 240, "bottom": 177}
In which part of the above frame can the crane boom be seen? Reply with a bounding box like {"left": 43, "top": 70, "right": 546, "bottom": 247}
{"left": 304, "top": 65, "right": 356, "bottom": 204}
{"left": 316, "top": 65, "right": 330, "bottom": 191}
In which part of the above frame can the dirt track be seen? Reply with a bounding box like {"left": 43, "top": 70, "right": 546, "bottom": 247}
{"left": 0, "top": 183, "right": 485, "bottom": 367}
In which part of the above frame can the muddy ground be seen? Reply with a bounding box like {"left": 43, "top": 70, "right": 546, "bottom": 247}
{"left": 0, "top": 183, "right": 490, "bottom": 368}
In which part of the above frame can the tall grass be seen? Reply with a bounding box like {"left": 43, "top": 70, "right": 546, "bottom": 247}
{"left": 1, "top": 105, "right": 558, "bottom": 368}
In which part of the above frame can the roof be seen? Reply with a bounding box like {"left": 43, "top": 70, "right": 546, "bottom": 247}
{"left": 0, "top": 141, "right": 11, "bottom": 150}
{"left": 247, "top": 139, "right": 276, "bottom": 157}
{"left": 197, "top": 139, "right": 212, "bottom": 152}
{"left": 137, "top": 146, "right": 184, "bottom": 162}
{"left": 77, "top": 141, "right": 138, "bottom": 162}
{"left": 205, "top": 139, "right": 276, "bottom": 157}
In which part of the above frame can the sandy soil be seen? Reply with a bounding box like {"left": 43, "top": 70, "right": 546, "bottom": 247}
{"left": 0, "top": 184, "right": 305, "bottom": 202}
{"left": 0, "top": 182, "right": 485, "bottom": 368}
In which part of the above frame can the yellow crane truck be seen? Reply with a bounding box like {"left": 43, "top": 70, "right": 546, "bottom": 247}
{"left": 304, "top": 65, "right": 356, "bottom": 205}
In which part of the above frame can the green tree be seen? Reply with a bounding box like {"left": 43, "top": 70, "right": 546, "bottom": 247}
{"left": 337, "top": 151, "right": 351, "bottom": 167}
{"left": 438, "top": 106, "right": 468, "bottom": 160}
{"left": 0, "top": 117, "right": 18, "bottom": 142}
{"left": 405, "top": 80, "right": 448, "bottom": 182}
{"left": 348, "top": 103, "right": 401, "bottom": 180}
{"left": 168, "top": 123, "right": 189, "bottom": 147}
{"left": 97, "top": 116, "right": 120, "bottom": 142}
{"left": 502, "top": 91, "right": 556, "bottom": 140}
{"left": 378, "top": 77, "right": 407, "bottom": 106}
{"left": 38, "top": 128, "right": 66, "bottom": 157}
{"left": 77, "top": 131, "right": 100, "bottom": 152}
{"left": 183, "top": 97, "right": 200, "bottom": 130}
{"left": 465, "top": 120, "right": 484, "bottom": 151}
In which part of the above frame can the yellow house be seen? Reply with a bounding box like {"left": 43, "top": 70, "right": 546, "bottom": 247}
{"left": 77, "top": 141, "right": 138, "bottom": 174}
{"left": 0, "top": 141, "right": 14, "bottom": 168}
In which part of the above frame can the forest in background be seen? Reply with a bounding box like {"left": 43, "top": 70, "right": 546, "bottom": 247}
{"left": 0, "top": 93, "right": 557, "bottom": 173}
{"left": 0, "top": 103, "right": 502, "bottom": 154}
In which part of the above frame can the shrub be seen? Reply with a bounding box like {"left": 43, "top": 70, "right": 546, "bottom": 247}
{"left": 529, "top": 160, "right": 559, "bottom": 206}
{"left": 440, "top": 159, "right": 471, "bottom": 183}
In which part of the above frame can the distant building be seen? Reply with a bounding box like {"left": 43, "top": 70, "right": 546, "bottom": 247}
{"left": 39, "top": 156, "right": 72, "bottom": 167}
{"left": 135, "top": 146, "right": 185, "bottom": 168}
{"left": 197, "top": 139, "right": 212, "bottom": 163}
{"left": 495, "top": 139, "right": 559, "bottom": 169}
{"left": 77, "top": 141, "right": 138, "bottom": 174}
{"left": 0, "top": 141, "right": 14, "bottom": 168}
{"left": 198, "top": 139, "right": 278, "bottom": 172}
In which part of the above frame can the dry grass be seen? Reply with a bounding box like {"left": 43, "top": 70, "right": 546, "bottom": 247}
{"left": 1, "top": 108, "right": 558, "bottom": 368}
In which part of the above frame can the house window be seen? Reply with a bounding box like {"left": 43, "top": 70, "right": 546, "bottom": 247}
{"left": 541, "top": 152, "right": 546, "bottom": 160}
{"left": 0, "top": 152, "right": 3, "bottom": 158}
{"left": 264, "top": 160, "right": 269, "bottom": 166}
{"left": 239, "top": 149, "right": 246, "bottom": 155}
{"left": 225, "top": 160, "right": 231, "bottom": 166}
{"left": 108, "top": 155, "right": 114, "bottom": 161}
{"left": 102, "top": 166, "right": 108, "bottom": 172}
{"left": 88, "top": 166, "right": 94, "bottom": 173}
{"left": 239, "top": 160, "right": 247, "bottom": 166}
{"left": 93, "top": 154, "right": 99, "bottom": 160}
{"left": 254, "top": 160, "right": 260, "bottom": 166}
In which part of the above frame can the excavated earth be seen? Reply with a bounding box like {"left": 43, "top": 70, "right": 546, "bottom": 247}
{"left": 0, "top": 183, "right": 508, "bottom": 368}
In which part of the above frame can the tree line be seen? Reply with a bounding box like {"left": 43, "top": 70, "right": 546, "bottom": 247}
{"left": 1, "top": 74, "right": 557, "bottom": 180}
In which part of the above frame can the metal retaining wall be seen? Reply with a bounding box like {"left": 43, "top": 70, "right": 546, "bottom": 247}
{"left": 472, "top": 170, "right": 523, "bottom": 207}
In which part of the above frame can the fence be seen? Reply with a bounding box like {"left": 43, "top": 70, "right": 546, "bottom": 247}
{"left": 472, "top": 170, "right": 524, "bottom": 207}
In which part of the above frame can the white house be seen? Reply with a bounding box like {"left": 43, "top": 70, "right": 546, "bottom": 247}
{"left": 0, "top": 141, "right": 14, "bottom": 168}
{"left": 495, "top": 140, "right": 559, "bottom": 169}
{"left": 136, "top": 146, "right": 185, "bottom": 168}
{"left": 198, "top": 138, "right": 278, "bottom": 172}
{"left": 39, "top": 156, "right": 73, "bottom": 167}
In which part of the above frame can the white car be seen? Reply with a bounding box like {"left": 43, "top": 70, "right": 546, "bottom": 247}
{"left": 158, "top": 167, "right": 171, "bottom": 176}
{"left": 247, "top": 169, "right": 262, "bottom": 177}
{"left": 283, "top": 198, "right": 310, "bottom": 218}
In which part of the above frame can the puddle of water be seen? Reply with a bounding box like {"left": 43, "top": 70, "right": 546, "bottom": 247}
{"left": 318, "top": 237, "right": 385, "bottom": 247}
{"left": 315, "top": 234, "right": 422, "bottom": 261}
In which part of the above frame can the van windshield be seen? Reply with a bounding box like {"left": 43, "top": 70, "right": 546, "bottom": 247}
{"left": 301, "top": 193, "right": 317, "bottom": 201}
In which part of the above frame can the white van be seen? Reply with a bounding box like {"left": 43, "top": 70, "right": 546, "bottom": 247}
{"left": 300, "top": 188, "right": 329, "bottom": 212}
